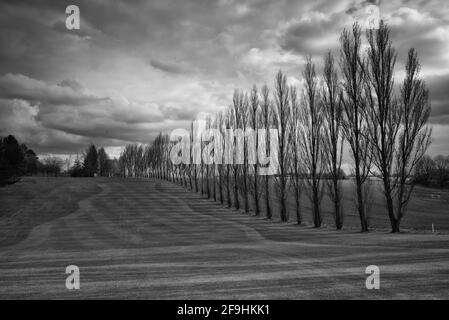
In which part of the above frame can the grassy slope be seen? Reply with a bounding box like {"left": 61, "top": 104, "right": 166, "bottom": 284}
{"left": 0, "top": 177, "right": 101, "bottom": 247}
{"left": 0, "top": 177, "right": 448, "bottom": 299}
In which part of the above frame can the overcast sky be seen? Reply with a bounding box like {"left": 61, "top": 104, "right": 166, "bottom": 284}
{"left": 0, "top": 0, "right": 448, "bottom": 159}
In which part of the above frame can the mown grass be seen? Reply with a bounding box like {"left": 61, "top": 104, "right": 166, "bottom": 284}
{"left": 0, "top": 177, "right": 101, "bottom": 247}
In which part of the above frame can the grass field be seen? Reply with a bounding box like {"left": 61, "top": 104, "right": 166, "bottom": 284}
{"left": 0, "top": 177, "right": 448, "bottom": 299}
{"left": 232, "top": 177, "right": 449, "bottom": 231}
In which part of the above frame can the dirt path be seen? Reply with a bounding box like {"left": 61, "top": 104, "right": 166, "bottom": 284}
{"left": 0, "top": 178, "right": 448, "bottom": 299}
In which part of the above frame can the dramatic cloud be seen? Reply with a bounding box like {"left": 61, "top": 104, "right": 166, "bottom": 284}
{"left": 149, "top": 58, "right": 194, "bottom": 75}
{"left": 0, "top": 0, "right": 448, "bottom": 156}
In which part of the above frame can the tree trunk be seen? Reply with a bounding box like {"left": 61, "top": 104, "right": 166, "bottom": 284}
{"left": 280, "top": 176, "right": 288, "bottom": 222}
{"left": 333, "top": 178, "right": 342, "bottom": 230}
{"left": 201, "top": 163, "right": 204, "bottom": 195}
{"left": 383, "top": 177, "right": 398, "bottom": 233}
{"left": 294, "top": 173, "right": 301, "bottom": 224}
{"left": 295, "top": 189, "right": 301, "bottom": 225}
{"left": 391, "top": 219, "right": 400, "bottom": 233}
{"left": 355, "top": 163, "right": 368, "bottom": 232}
{"left": 227, "top": 165, "right": 232, "bottom": 207}
{"left": 233, "top": 166, "right": 239, "bottom": 210}
{"left": 194, "top": 166, "right": 198, "bottom": 192}
{"left": 254, "top": 165, "right": 260, "bottom": 216}
{"left": 219, "top": 165, "right": 223, "bottom": 204}
{"left": 312, "top": 182, "right": 322, "bottom": 227}
{"left": 206, "top": 165, "right": 210, "bottom": 198}
{"left": 213, "top": 165, "right": 216, "bottom": 202}
{"left": 243, "top": 163, "right": 249, "bottom": 213}
{"left": 265, "top": 175, "right": 271, "bottom": 219}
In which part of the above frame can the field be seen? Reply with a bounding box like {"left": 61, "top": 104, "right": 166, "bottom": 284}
{"left": 241, "top": 177, "right": 449, "bottom": 231}
{"left": 0, "top": 177, "right": 448, "bottom": 299}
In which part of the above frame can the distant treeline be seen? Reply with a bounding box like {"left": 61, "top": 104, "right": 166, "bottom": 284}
{"left": 0, "top": 135, "right": 122, "bottom": 184}
{"left": 69, "top": 144, "right": 119, "bottom": 178}
{"left": 413, "top": 155, "right": 449, "bottom": 189}
{"left": 0, "top": 135, "right": 39, "bottom": 185}
{"left": 0, "top": 135, "right": 67, "bottom": 183}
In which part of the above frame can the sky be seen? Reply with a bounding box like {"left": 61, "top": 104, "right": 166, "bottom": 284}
{"left": 0, "top": 0, "right": 448, "bottom": 159}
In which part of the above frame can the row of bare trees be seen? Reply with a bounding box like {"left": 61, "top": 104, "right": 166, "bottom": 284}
{"left": 119, "top": 22, "right": 431, "bottom": 233}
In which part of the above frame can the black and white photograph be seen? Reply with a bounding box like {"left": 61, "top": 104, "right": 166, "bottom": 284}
{"left": 0, "top": 0, "right": 448, "bottom": 305}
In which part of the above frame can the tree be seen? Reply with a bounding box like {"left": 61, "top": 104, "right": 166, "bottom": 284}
{"left": 433, "top": 155, "right": 449, "bottom": 188}
{"left": 41, "top": 156, "right": 63, "bottom": 176}
{"left": 241, "top": 93, "right": 250, "bottom": 213}
{"left": 365, "top": 22, "right": 401, "bottom": 232}
{"left": 83, "top": 144, "right": 98, "bottom": 177}
{"left": 70, "top": 154, "right": 85, "bottom": 177}
{"left": 340, "top": 23, "right": 372, "bottom": 232}
{"left": 298, "top": 57, "right": 325, "bottom": 228}
{"left": 250, "top": 85, "right": 261, "bottom": 216}
{"left": 232, "top": 91, "right": 243, "bottom": 210}
{"left": 394, "top": 48, "right": 432, "bottom": 230}
{"left": 364, "top": 23, "right": 432, "bottom": 232}
{"left": 225, "top": 107, "right": 233, "bottom": 207}
{"left": 205, "top": 116, "right": 212, "bottom": 199}
{"left": 110, "top": 158, "right": 121, "bottom": 177}
{"left": 217, "top": 112, "right": 225, "bottom": 204}
{"left": 23, "top": 148, "right": 39, "bottom": 175}
{"left": 322, "top": 51, "right": 345, "bottom": 229}
{"left": 0, "top": 135, "right": 25, "bottom": 184}
{"left": 98, "top": 147, "right": 111, "bottom": 177}
{"left": 260, "top": 85, "right": 273, "bottom": 219}
{"left": 273, "top": 70, "right": 291, "bottom": 222}
{"left": 191, "top": 122, "right": 199, "bottom": 192}
{"left": 413, "top": 155, "right": 435, "bottom": 186}
{"left": 289, "top": 85, "right": 303, "bottom": 224}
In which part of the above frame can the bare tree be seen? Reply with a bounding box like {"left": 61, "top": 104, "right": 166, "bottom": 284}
{"left": 225, "top": 107, "right": 233, "bottom": 207}
{"left": 289, "top": 85, "right": 303, "bottom": 224}
{"left": 413, "top": 155, "right": 435, "bottom": 186}
{"left": 200, "top": 130, "right": 205, "bottom": 196}
{"left": 260, "top": 85, "right": 272, "bottom": 219}
{"left": 217, "top": 112, "right": 225, "bottom": 204}
{"left": 191, "top": 121, "right": 199, "bottom": 192}
{"left": 241, "top": 93, "right": 250, "bottom": 213}
{"left": 364, "top": 23, "right": 432, "bottom": 232}
{"left": 394, "top": 48, "right": 432, "bottom": 232}
{"left": 433, "top": 155, "right": 449, "bottom": 188}
{"left": 273, "top": 70, "right": 291, "bottom": 222}
{"left": 205, "top": 116, "right": 212, "bottom": 199}
{"left": 322, "top": 51, "right": 345, "bottom": 229}
{"left": 364, "top": 22, "right": 402, "bottom": 232}
{"left": 298, "top": 57, "right": 325, "bottom": 228}
{"left": 232, "top": 91, "right": 242, "bottom": 210}
{"left": 250, "top": 85, "right": 261, "bottom": 215}
{"left": 211, "top": 116, "right": 217, "bottom": 202}
{"left": 340, "top": 23, "right": 372, "bottom": 232}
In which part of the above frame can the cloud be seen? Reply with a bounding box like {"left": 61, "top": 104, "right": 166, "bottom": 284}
{"left": 427, "top": 73, "right": 449, "bottom": 123}
{"left": 240, "top": 47, "right": 304, "bottom": 79}
{"left": 0, "top": 73, "right": 102, "bottom": 106}
{"left": 276, "top": 12, "right": 348, "bottom": 56}
{"left": 0, "top": 74, "right": 180, "bottom": 154}
{"left": 384, "top": 6, "right": 449, "bottom": 76}
{"left": 0, "top": 98, "right": 91, "bottom": 154}
{"left": 0, "top": 0, "right": 448, "bottom": 156}
{"left": 149, "top": 58, "right": 194, "bottom": 75}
